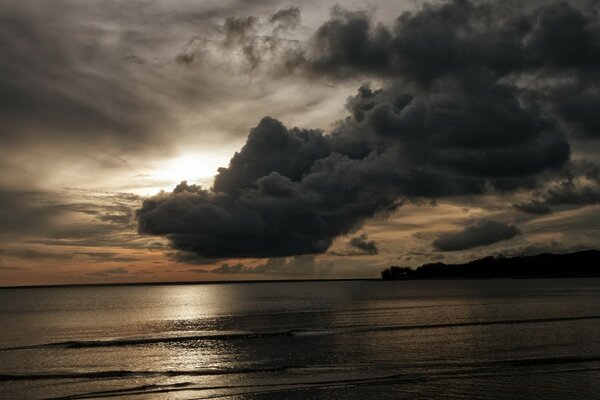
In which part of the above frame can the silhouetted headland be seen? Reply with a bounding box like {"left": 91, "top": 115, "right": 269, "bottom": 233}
{"left": 381, "top": 250, "right": 600, "bottom": 280}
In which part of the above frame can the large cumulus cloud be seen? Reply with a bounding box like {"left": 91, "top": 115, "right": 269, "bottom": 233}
{"left": 137, "top": 0, "right": 600, "bottom": 259}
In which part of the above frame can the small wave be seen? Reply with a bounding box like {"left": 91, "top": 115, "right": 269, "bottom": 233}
{"left": 0, "top": 365, "right": 296, "bottom": 382}
{"left": 43, "top": 362, "right": 600, "bottom": 400}
{"left": 292, "top": 315, "right": 600, "bottom": 337}
{"left": 500, "top": 355, "right": 600, "bottom": 366}
{"left": 4, "top": 314, "right": 599, "bottom": 351}
{"left": 2, "top": 330, "right": 294, "bottom": 351}
{"left": 5, "top": 355, "right": 599, "bottom": 383}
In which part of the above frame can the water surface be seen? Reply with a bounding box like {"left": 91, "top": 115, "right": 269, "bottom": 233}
{"left": 1, "top": 279, "right": 599, "bottom": 399}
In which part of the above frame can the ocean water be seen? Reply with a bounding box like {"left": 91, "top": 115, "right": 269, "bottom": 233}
{"left": 1, "top": 279, "right": 599, "bottom": 400}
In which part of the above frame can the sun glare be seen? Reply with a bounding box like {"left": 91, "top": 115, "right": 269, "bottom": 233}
{"left": 155, "top": 152, "right": 230, "bottom": 188}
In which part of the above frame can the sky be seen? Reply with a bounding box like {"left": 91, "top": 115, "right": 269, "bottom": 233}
{"left": 1, "top": 0, "right": 600, "bottom": 286}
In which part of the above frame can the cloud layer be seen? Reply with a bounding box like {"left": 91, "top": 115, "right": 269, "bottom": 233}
{"left": 137, "top": 0, "right": 600, "bottom": 259}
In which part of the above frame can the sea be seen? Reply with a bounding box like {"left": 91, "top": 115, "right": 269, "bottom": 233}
{"left": 1, "top": 279, "right": 599, "bottom": 399}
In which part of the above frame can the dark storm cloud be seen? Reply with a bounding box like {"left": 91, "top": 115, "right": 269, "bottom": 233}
{"left": 432, "top": 220, "right": 521, "bottom": 252}
{"left": 297, "top": 7, "right": 393, "bottom": 79}
{"left": 290, "top": 1, "right": 600, "bottom": 139}
{"left": 137, "top": 0, "right": 599, "bottom": 259}
{"left": 293, "top": 1, "right": 600, "bottom": 81}
{"left": 137, "top": 87, "right": 566, "bottom": 258}
{"left": 556, "top": 88, "right": 600, "bottom": 139}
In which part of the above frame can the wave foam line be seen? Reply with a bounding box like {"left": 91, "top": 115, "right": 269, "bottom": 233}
{"left": 4, "top": 314, "right": 599, "bottom": 351}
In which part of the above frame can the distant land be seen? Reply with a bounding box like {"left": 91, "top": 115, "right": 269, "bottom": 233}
{"left": 381, "top": 250, "right": 600, "bottom": 280}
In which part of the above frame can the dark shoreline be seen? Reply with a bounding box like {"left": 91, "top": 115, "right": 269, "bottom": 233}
{"left": 382, "top": 249, "right": 600, "bottom": 281}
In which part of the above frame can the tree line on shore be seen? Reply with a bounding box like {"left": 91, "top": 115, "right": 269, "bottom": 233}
{"left": 381, "top": 250, "right": 600, "bottom": 280}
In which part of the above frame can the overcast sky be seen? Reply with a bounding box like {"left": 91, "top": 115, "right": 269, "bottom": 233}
{"left": 1, "top": 0, "right": 600, "bottom": 286}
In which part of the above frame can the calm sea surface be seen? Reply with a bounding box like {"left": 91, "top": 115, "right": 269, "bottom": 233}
{"left": 1, "top": 279, "right": 599, "bottom": 399}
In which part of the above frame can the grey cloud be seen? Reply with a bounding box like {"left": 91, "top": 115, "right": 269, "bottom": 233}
{"left": 185, "top": 268, "right": 209, "bottom": 274}
{"left": 0, "top": 189, "right": 63, "bottom": 236}
{"left": 349, "top": 234, "right": 378, "bottom": 255}
{"left": 175, "top": 52, "right": 196, "bottom": 66}
{"left": 166, "top": 250, "right": 220, "bottom": 265}
{"left": 85, "top": 267, "right": 129, "bottom": 277}
{"left": 48, "top": 223, "right": 123, "bottom": 240}
{"left": 211, "top": 255, "right": 328, "bottom": 277}
{"left": 0, "top": 189, "right": 147, "bottom": 255}
{"left": 1, "top": 0, "right": 301, "bottom": 186}
{"left": 432, "top": 220, "right": 521, "bottom": 252}
{"left": 514, "top": 160, "right": 600, "bottom": 214}
{"left": 57, "top": 196, "right": 139, "bottom": 226}
{"left": 269, "top": 7, "right": 301, "bottom": 33}
{"left": 500, "top": 239, "right": 592, "bottom": 258}
{"left": 543, "top": 184, "right": 600, "bottom": 207}
{"left": 513, "top": 200, "right": 552, "bottom": 215}
{"left": 0, "top": 266, "right": 26, "bottom": 272}
{"left": 28, "top": 234, "right": 164, "bottom": 250}
{"left": 224, "top": 15, "right": 258, "bottom": 42}
{"left": 212, "top": 263, "right": 246, "bottom": 274}
{"left": 0, "top": 2, "right": 175, "bottom": 155}
{"left": 0, "top": 248, "right": 72, "bottom": 260}
{"left": 175, "top": 6, "right": 303, "bottom": 72}
{"left": 97, "top": 213, "right": 133, "bottom": 225}
{"left": 331, "top": 233, "right": 379, "bottom": 256}
{"left": 75, "top": 252, "right": 138, "bottom": 262}
{"left": 250, "top": 255, "right": 325, "bottom": 276}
